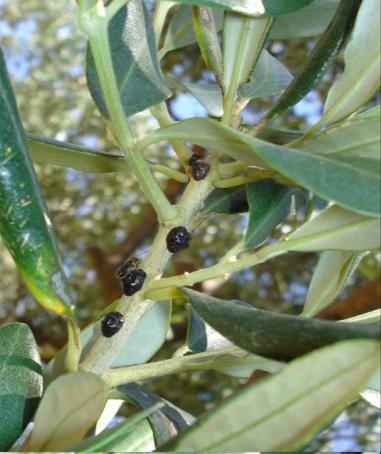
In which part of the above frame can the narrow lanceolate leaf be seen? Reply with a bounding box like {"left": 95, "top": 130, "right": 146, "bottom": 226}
{"left": 86, "top": 0, "right": 171, "bottom": 119}
{"left": 240, "top": 50, "right": 293, "bottom": 100}
{"left": 184, "top": 288, "right": 379, "bottom": 361}
{"left": 172, "top": 0, "right": 314, "bottom": 17}
{"left": 264, "top": 0, "right": 357, "bottom": 121}
{"left": 0, "top": 323, "right": 42, "bottom": 451}
{"left": 223, "top": 13, "right": 272, "bottom": 95}
{"left": 254, "top": 126, "right": 302, "bottom": 145}
{"left": 302, "top": 251, "right": 363, "bottom": 318}
{"left": 119, "top": 384, "right": 195, "bottom": 446}
{"left": 244, "top": 179, "right": 301, "bottom": 250}
{"left": 344, "top": 309, "right": 381, "bottom": 325}
{"left": 192, "top": 6, "right": 223, "bottom": 83}
{"left": 29, "top": 371, "right": 106, "bottom": 451}
{"left": 0, "top": 49, "right": 74, "bottom": 316}
{"left": 201, "top": 186, "right": 248, "bottom": 215}
{"left": 70, "top": 405, "right": 160, "bottom": 452}
{"left": 185, "top": 304, "right": 283, "bottom": 379}
{"left": 139, "top": 117, "right": 380, "bottom": 216}
{"left": 270, "top": 0, "right": 340, "bottom": 39}
{"left": 313, "top": 0, "right": 381, "bottom": 129}
{"left": 27, "top": 134, "right": 129, "bottom": 173}
{"left": 287, "top": 205, "right": 380, "bottom": 252}
{"left": 163, "top": 339, "right": 380, "bottom": 451}
{"left": 296, "top": 109, "right": 380, "bottom": 161}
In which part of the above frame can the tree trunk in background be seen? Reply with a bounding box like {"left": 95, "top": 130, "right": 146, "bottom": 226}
{"left": 318, "top": 275, "right": 381, "bottom": 320}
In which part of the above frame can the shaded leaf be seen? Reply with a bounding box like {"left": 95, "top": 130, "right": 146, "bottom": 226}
{"left": 240, "top": 49, "right": 293, "bottom": 99}
{"left": 71, "top": 404, "right": 160, "bottom": 452}
{"left": 315, "top": 0, "right": 381, "bottom": 128}
{"left": 265, "top": 0, "right": 358, "bottom": 121}
{"left": 27, "top": 134, "right": 129, "bottom": 173}
{"left": 0, "top": 49, "right": 74, "bottom": 316}
{"left": 44, "top": 301, "right": 171, "bottom": 384}
{"left": 0, "top": 323, "right": 42, "bottom": 451}
{"left": 119, "top": 383, "right": 194, "bottom": 446}
{"left": 86, "top": 0, "right": 170, "bottom": 119}
{"left": 164, "top": 339, "right": 380, "bottom": 451}
{"left": 172, "top": 0, "right": 314, "bottom": 17}
{"left": 287, "top": 205, "right": 380, "bottom": 252}
{"left": 244, "top": 179, "right": 302, "bottom": 249}
{"left": 201, "top": 185, "right": 248, "bottom": 215}
{"left": 303, "top": 251, "right": 363, "bottom": 317}
{"left": 254, "top": 126, "right": 302, "bottom": 145}
{"left": 161, "top": 5, "right": 223, "bottom": 56}
{"left": 184, "top": 288, "right": 380, "bottom": 361}
{"left": 29, "top": 371, "right": 106, "bottom": 451}
{"left": 270, "top": 0, "right": 339, "bottom": 39}
{"left": 193, "top": 6, "right": 223, "bottom": 82}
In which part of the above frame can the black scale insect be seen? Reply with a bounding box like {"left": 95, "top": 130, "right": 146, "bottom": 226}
{"left": 116, "top": 256, "right": 139, "bottom": 280}
{"left": 116, "top": 256, "right": 147, "bottom": 296}
{"left": 166, "top": 226, "right": 192, "bottom": 253}
{"left": 188, "top": 152, "right": 210, "bottom": 181}
{"left": 101, "top": 311, "right": 124, "bottom": 337}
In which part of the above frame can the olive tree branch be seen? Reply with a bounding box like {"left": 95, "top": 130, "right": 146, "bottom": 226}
{"left": 104, "top": 347, "right": 255, "bottom": 387}
{"left": 77, "top": 1, "right": 179, "bottom": 223}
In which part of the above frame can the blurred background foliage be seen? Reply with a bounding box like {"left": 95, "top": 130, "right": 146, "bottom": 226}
{"left": 0, "top": 0, "right": 379, "bottom": 450}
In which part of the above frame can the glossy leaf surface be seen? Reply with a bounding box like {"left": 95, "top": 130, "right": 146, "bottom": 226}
{"left": 172, "top": 0, "right": 314, "bottom": 17}
{"left": 316, "top": 0, "right": 381, "bottom": 128}
{"left": 240, "top": 49, "right": 292, "bottom": 99}
{"left": 303, "top": 251, "right": 363, "bottom": 317}
{"left": 244, "top": 179, "right": 301, "bottom": 249}
{"left": 29, "top": 371, "right": 106, "bottom": 451}
{"left": 0, "top": 323, "right": 42, "bottom": 451}
{"left": 185, "top": 288, "right": 379, "bottom": 361}
{"left": 86, "top": 0, "right": 170, "bottom": 119}
{"left": 165, "top": 339, "right": 380, "bottom": 451}
{"left": 0, "top": 50, "right": 73, "bottom": 316}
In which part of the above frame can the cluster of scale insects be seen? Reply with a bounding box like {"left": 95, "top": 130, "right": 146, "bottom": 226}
{"left": 101, "top": 152, "right": 210, "bottom": 337}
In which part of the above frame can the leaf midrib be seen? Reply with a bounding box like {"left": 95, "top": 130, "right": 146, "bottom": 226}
{"left": 199, "top": 350, "right": 376, "bottom": 451}
{"left": 35, "top": 384, "right": 104, "bottom": 451}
